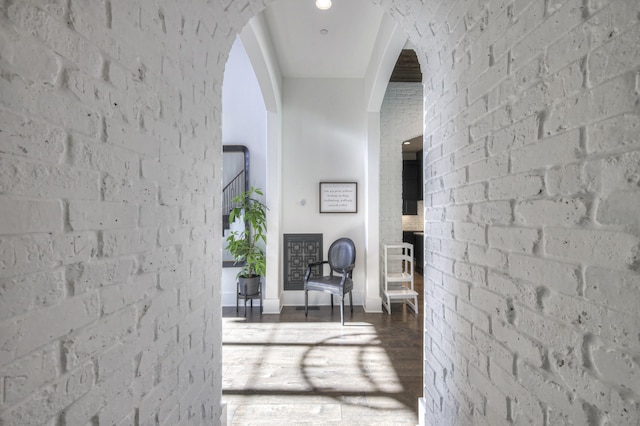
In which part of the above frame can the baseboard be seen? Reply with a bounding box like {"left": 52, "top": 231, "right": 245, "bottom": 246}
{"left": 262, "top": 297, "right": 282, "bottom": 314}
{"left": 363, "top": 296, "right": 383, "bottom": 313}
{"left": 418, "top": 397, "right": 426, "bottom": 426}
{"left": 220, "top": 402, "right": 227, "bottom": 426}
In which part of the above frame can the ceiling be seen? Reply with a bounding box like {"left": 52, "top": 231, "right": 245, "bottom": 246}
{"left": 402, "top": 135, "right": 423, "bottom": 153}
{"left": 261, "top": 0, "right": 423, "bottom": 151}
{"left": 390, "top": 50, "right": 422, "bottom": 82}
{"left": 262, "top": 0, "right": 420, "bottom": 81}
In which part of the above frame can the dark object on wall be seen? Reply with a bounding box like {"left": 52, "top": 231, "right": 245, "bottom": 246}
{"left": 304, "top": 238, "right": 356, "bottom": 325}
{"left": 319, "top": 182, "right": 358, "bottom": 213}
{"left": 223, "top": 145, "right": 249, "bottom": 267}
{"left": 283, "top": 234, "right": 323, "bottom": 290}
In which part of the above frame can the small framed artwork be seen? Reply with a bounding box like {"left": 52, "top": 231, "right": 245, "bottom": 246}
{"left": 319, "top": 182, "right": 357, "bottom": 213}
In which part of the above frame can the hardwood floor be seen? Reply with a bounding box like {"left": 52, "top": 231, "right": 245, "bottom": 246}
{"left": 222, "top": 274, "right": 424, "bottom": 425}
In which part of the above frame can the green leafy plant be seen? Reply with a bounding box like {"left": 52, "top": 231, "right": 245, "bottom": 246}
{"left": 225, "top": 187, "right": 267, "bottom": 278}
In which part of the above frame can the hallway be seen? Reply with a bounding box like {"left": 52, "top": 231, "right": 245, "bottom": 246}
{"left": 222, "top": 276, "right": 424, "bottom": 425}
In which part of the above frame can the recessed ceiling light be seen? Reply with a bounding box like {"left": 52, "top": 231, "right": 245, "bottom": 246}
{"left": 320, "top": 28, "right": 328, "bottom": 35}
{"left": 315, "top": 0, "right": 332, "bottom": 10}
{"left": 403, "top": 141, "right": 410, "bottom": 145}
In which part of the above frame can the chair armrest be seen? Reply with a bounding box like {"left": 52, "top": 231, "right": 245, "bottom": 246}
{"left": 336, "top": 263, "right": 355, "bottom": 276}
{"left": 305, "top": 260, "right": 328, "bottom": 281}
{"left": 338, "top": 263, "right": 356, "bottom": 285}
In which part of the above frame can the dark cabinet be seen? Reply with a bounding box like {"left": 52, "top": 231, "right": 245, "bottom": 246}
{"left": 402, "top": 152, "right": 422, "bottom": 215}
{"left": 403, "top": 200, "right": 418, "bottom": 215}
{"left": 402, "top": 160, "right": 419, "bottom": 199}
{"left": 414, "top": 233, "right": 424, "bottom": 274}
{"left": 402, "top": 231, "right": 416, "bottom": 246}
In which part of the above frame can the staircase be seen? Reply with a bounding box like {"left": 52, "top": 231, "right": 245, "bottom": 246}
{"left": 222, "top": 170, "right": 245, "bottom": 231}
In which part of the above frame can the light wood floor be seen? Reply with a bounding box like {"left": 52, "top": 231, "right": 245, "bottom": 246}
{"left": 222, "top": 274, "right": 424, "bottom": 425}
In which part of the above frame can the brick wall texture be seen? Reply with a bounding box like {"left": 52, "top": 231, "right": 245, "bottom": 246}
{"left": 380, "top": 82, "right": 423, "bottom": 246}
{"left": 0, "top": 0, "right": 639, "bottom": 425}
{"left": 0, "top": 0, "right": 256, "bottom": 424}
{"left": 400, "top": 0, "right": 640, "bottom": 423}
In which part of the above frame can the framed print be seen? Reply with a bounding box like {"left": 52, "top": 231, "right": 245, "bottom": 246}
{"left": 319, "top": 182, "right": 357, "bottom": 213}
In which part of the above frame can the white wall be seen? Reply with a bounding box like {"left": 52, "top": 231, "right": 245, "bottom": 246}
{"left": 222, "top": 37, "right": 267, "bottom": 192}
{"left": 221, "top": 37, "right": 268, "bottom": 306}
{"left": 379, "top": 82, "right": 423, "bottom": 246}
{"left": 280, "top": 78, "right": 367, "bottom": 305}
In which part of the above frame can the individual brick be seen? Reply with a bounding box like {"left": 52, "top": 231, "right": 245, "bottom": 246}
{"left": 0, "top": 109, "right": 66, "bottom": 162}
{"left": 515, "top": 197, "right": 588, "bottom": 226}
{"left": 102, "top": 228, "right": 157, "bottom": 257}
{"left": 470, "top": 201, "right": 513, "bottom": 225}
{"left": 489, "top": 173, "right": 544, "bottom": 200}
{"left": 545, "top": 227, "right": 640, "bottom": 270}
{"left": 587, "top": 113, "right": 640, "bottom": 154}
{"left": 596, "top": 190, "right": 640, "bottom": 229}
{"left": 509, "top": 253, "right": 580, "bottom": 295}
{"left": 69, "top": 201, "right": 138, "bottom": 231}
{"left": 489, "top": 226, "right": 539, "bottom": 254}
{"left": 0, "top": 269, "right": 66, "bottom": 321}
{"left": 545, "top": 163, "right": 584, "bottom": 196}
{"left": 0, "top": 197, "right": 63, "bottom": 235}
{"left": 468, "top": 153, "right": 509, "bottom": 183}
{"left": 511, "top": 129, "right": 582, "bottom": 173}
{"left": 0, "top": 157, "right": 100, "bottom": 200}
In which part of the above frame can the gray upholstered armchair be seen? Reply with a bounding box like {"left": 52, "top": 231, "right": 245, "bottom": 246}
{"left": 304, "top": 237, "right": 356, "bottom": 325}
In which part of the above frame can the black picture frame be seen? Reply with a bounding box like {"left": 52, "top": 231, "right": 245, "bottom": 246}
{"left": 319, "top": 182, "right": 357, "bottom": 213}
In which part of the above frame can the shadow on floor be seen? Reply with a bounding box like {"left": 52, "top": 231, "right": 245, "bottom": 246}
{"left": 222, "top": 275, "right": 424, "bottom": 425}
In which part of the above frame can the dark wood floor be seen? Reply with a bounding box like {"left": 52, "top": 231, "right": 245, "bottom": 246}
{"left": 222, "top": 274, "right": 424, "bottom": 425}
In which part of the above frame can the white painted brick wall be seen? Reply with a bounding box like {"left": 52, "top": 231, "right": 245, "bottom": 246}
{"left": 397, "top": 0, "right": 640, "bottom": 423}
{"left": 380, "top": 82, "right": 423, "bottom": 245}
{"left": 0, "top": 0, "right": 254, "bottom": 423}
{"left": 3, "top": 0, "right": 640, "bottom": 425}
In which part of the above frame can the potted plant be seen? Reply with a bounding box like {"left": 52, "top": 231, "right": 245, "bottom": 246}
{"left": 225, "top": 187, "right": 267, "bottom": 296}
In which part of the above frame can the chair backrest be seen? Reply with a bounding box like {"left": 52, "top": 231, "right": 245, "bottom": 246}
{"left": 328, "top": 238, "right": 356, "bottom": 274}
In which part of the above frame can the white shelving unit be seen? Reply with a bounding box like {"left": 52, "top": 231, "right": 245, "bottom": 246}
{"left": 382, "top": 243, "right": 418, "bottom": 315}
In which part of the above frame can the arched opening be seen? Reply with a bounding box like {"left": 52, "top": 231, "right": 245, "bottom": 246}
{"left": 218, "top": 0, "right": 429, "bottom": 423}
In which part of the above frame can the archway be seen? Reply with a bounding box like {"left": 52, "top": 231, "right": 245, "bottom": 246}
{"left": 218, "top": 0, "right": 429, "bottom": 423}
